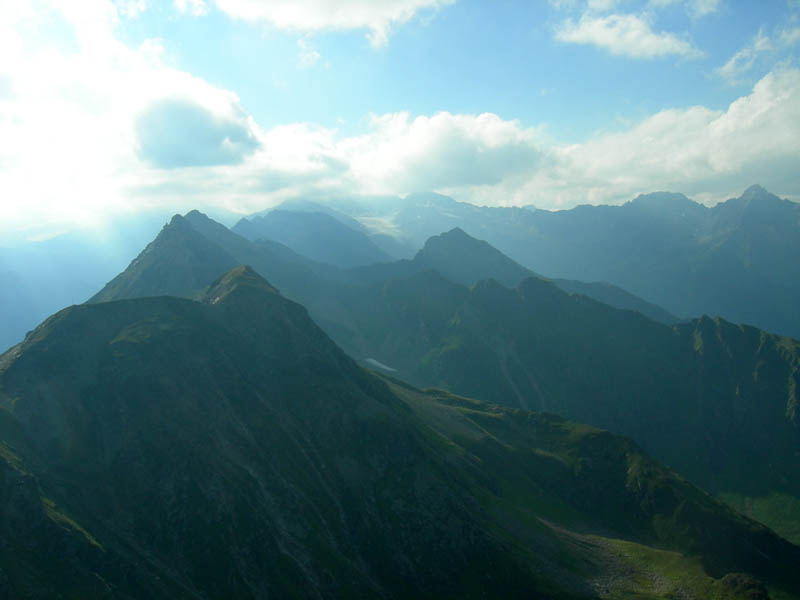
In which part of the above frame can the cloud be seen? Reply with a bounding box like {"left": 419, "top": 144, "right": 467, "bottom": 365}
{"left": 209, "top": 0, "right": 455, "bottom": 47}
{"left": 135, "top": 98, "right": 259, "bottom": 168}
{"left": 342, "top": 112, "right": 542, "bottom": 192}
{"left": 174, "top": 0, "right": 208, "bottom": 16}
{"left": 555, "top": 0, "right": 720, "bottom": 19}
{"left": 555, "top": 12, "right": 700, "bottom": 58}
{"left": 645, "top": 0, "right": 720, "bottom": 18}
{"left": 0, "top": 0, "right": 266, "bottom": 235}
{"left": 115, "top": 0, "right": 148, "bottom": 19}
{"left": 716, "top": 28, "right": 772, "bottom": 84}
{"left": 515, "top": 67, "right": 800, "bottom": 207}
{"left": 686, "top": 0, "right": 720, "bottom": 18}
{"left": 779, "top": 26, "right": 800, "bottom": 46}
{"left": 297, "top": 37, "right": 321, "bottom": 67}
{"left": 2, "top": 0, "right": 799, "bottom": 239}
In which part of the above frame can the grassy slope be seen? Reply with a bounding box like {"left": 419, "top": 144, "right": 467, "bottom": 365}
{"left": 384, "top": 378, "right": 800, "bottom": 599}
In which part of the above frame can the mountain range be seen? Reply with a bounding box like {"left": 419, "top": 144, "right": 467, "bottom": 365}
{"left": 88, "top": 209, "right": 800, "bottom": 547}
{"left": 2, "top": 265, "right": 798, "bottom": 598}
{"left": 267, "top": 185, "right": 800, "bottom": 339}
{"left": 232, "top": 209, "right": 393, "bottom": 268}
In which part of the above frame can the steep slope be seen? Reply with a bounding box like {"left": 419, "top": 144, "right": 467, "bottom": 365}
{"left": 323, "top": 271, "right": 800, "bottom": 541}
{"left": 89, "top": 214, "right": 240, "bottom": 302}
{"left": 1, "top": 266, "right": 798, "bottom": 598}
{"left": 233, "top": 209, "right": 393, "bottom": 267}
{"left": 90, "top": 211, "right": 335, "bottom": 305}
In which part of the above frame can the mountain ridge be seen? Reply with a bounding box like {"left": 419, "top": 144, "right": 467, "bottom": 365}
{"left": 2, "top": 265, "right": 799, "bottom": 598}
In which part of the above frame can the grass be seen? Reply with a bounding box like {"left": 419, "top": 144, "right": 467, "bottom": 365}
{"left": 718, "top": 491, "right": 800, "bottom": 545}
{"left": 594, "top": 537, "right": 770, "bottom": 600}
{"left": 41, "top": 496, "right": 104, "bottom": 550}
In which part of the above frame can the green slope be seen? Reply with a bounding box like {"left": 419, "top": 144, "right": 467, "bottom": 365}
{"left": 2, "top": 266, "right": 798, "bottom": 598}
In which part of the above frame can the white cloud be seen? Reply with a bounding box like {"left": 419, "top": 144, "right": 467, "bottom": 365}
{"left": 779, "top": 26, "right": 800, "bottom": 46}
{"left": 646, "top": 0, "right": 720, "bottom": 18}
{"left": 515, "top": 67, "right": 800, "bottom": 208}
{"left": 297, "top": 37, "right": 321, "bottom": 67}
{"left": 555, "top": 12, "right": 700, "bottom": 58}
{"left": 0, "top": 0, "right": 262, "bottom": 236}
{"left": 165, "top": 68, "right": 799, "bottom": 210}
{"left": 209, "top": 0, "right": 455, "bottom": 47}
{"left": 116, "top": 0, "right": 148, "bottom": 19}
{"left": 556, "top": 0, "right": 720, "bottom": 18}
{"left": 174, "top": 0, "right": 208, "bottom": 16}
{"left": 716, "top": 27, "right": 773, "bottom": 84}
{"left": 587, "top": 0, "right": 620, "bottom": 10}
{"left": 341, "top": 112, "right": 541, "bottom": 192}
{"left": 687, "top": 0, "right": 720, "bottom": 18}
{"left": 2, "top": 0, "right": 798, "bottom": 239}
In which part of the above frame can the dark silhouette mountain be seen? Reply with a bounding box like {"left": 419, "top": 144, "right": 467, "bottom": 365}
{"left": 2, "top": 265, "right": 798, "bottom": 598}
{"left": 233, "top": 209, "right": 394, "bottom": 267}
{"left": 318, "top": 186, "right": 800, "bottom": 338}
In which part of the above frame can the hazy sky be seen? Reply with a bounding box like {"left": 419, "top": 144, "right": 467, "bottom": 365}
{"left": 2, "top": 0, "right": 799, "bottom": 239}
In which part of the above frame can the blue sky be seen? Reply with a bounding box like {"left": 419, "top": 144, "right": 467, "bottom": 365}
{"left": 1, "top": 0, "right": 799, "bottom": 239}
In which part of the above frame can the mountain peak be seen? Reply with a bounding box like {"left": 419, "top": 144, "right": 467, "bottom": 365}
{"left": 425, "top": 227, "right": 472, "bottom": 246}
{"left": 203, "top": 264, "right": 278, "bottom": 305}
{"left": 742, "top": 184, "right": 767, "bottom": 197}
{"left": 629, "top": 191, "right": 698, "bottom": 210}
{"left": 421, "top": 227, "right": 481, "bottom": 252}
{"left": 442, "top": 226, "right": 469, "bottom": 238}
{"left": 739, "top": 184, "right": 781, "bottom": 206}
{"left": 415, "top": 227, "right": 538, "bottom": 289}
{"left": 167, "top": 213, "right": 188, "bottom": 227}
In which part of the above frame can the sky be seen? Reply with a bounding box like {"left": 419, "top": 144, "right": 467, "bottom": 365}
{"left": 1, "top": 0, "right": 799, "bottom": 240}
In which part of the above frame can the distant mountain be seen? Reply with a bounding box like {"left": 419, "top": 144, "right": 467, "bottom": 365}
{"left": 233, "top": 209, "right": 394, "bottom": 267}
{"left": 2, "top": 265, "right": 798, "bottom": 598}
{"left": 414, "top": 228, "right": 679, "bottom": 324}
{"left": 94, "top": 212, "right": 677, "bottom": 328}
{"left": 90, "top": 211, "right": 333, "bottom": 306}
{"left": 349, "top": 227, "right": 678, "bottom": 325}
{"left": 332, "top": 186, "right": 800, "bottom": 338}
{"left": 0, "top": 213, "right": 167, "bottom": 352}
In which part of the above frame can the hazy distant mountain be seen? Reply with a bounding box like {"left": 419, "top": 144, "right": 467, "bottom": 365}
{"left": 94, "top": 211, "right": 677, "bottom": 328}
{"left": 414, "top": 228, "right": 679, "bottom": 324}
{"left": 233, "top": 209, "right": 393, "bottom": 267}
{"left": 90, "top": 211, "right": 333, "bottom": 305}
{"left": 323, "top": 186, "right": 800, "bottom": 338}
{"left": 3, "top": 265, "right": 798, "bottom": 598}
{"left": 0, "top": 213, "right": 167, "bottom": 352}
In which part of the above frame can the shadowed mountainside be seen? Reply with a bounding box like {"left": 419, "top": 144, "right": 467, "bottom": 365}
{"left": 87, "top": 211, "right": 800, "bottom": 544}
